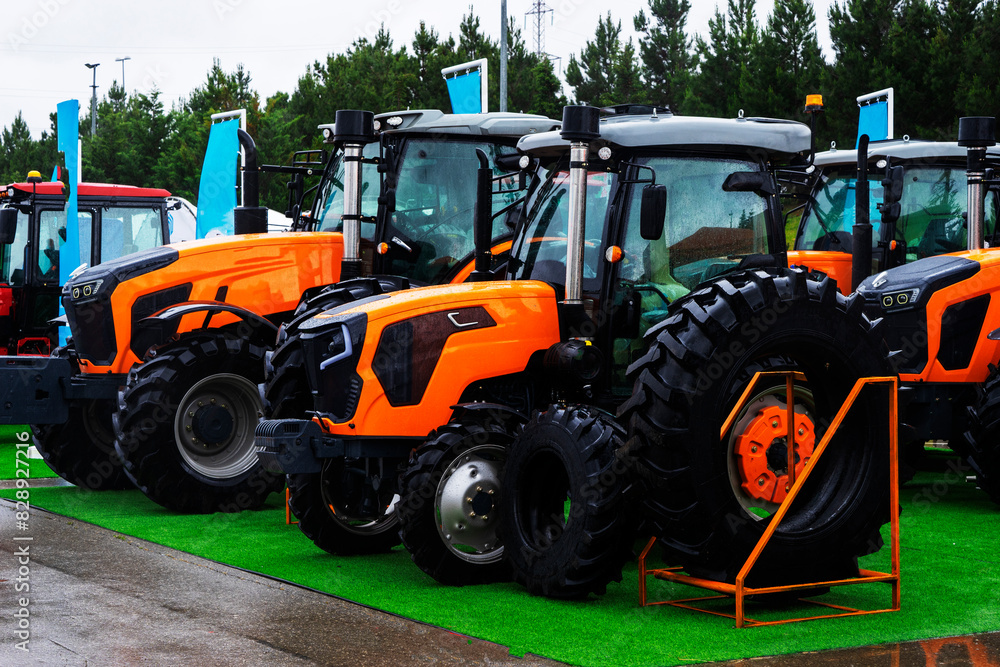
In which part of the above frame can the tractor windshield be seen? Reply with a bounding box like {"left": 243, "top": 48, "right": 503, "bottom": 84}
{"left": 311, "top": 143, "right": 381, "bottom": 236}
{"left": 609, "top": 155, "right": 771, "bottom": 392}
{"left": 99, "top": 205, "right": 164, "bottom": 263}
{"left": 379, "top": 138, "right": 517, "bottom": 284}
{"left": 795, "top": 165, "right": 997, "bottom": 260}
{"left": 507, "top": 165, "right": 612, "bottom": 292}
{"left": 0, "top": 207, "right": 27, "bottom": 286}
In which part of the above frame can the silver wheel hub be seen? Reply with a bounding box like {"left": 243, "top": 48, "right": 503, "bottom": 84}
{"left": 174, "top": 372, "right": 262, "bottom": 480}
{"left": 435, "top": 444, "right": 506, "bottom": 564}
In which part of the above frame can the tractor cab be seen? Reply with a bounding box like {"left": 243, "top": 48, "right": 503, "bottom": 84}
{"left": 0, "top": 175, "right": 171, "bottom": 355}
{"left": 788, "top": 139, "right": 1000, "bottom": 292}
{"left": 510, "top": 107, "right": 812, "bottom": 397}
{"left": 307, "top": 110, "right": 560, "bottom": 286}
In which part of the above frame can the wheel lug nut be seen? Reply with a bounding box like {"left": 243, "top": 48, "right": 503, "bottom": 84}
{"left": 798, "top": 428, "right": 805, "bottom": 436}
{"left": 211, "top": 398, "right": 216, "bottom": 404}
{"left": 487, "top": 489, "right": 494, "bottom": 495}
{"left": 482, "top": 515, "right": 488, "bottom": 521}
{"left": 476, "top": 486, "right": 482, "bottom": 492}
{"left": 771, "top": 420, "right": 778, "bottom": 428}
{"left": 751, "top": 445, "right": 758, "bottom": 453}
{"left": 466, "top": 497, "right": 473, "bottom": 503}
{"left": 469, "top": 511, "right": 476, "bottom": 518}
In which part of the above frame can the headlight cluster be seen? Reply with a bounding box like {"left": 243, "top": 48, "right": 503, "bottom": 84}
{"left": 69, "top": 278, "right": 104, "bottom": 301}
{"left": 879, "top": 288, "right": 920, "bottom": 311}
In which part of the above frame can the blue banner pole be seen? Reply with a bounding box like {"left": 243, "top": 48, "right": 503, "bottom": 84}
{"left": 56, "top": 100, "right": 80, "bottom": 347}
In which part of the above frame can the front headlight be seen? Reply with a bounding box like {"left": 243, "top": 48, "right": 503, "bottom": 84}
{"left": 69, "top": 278, "right": 104, "bottom": 301}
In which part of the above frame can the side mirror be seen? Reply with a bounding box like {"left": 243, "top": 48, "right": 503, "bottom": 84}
{"left": 878, "top": 165, "right": 904, "bottom": 225}
{"left": 640, "top": 184, "right": 666, "bottom": 240}
{"left": 0, "top": 208, "right": 17, "bottom": 245}
{"left": 723, "top": 171, "right": 776, "bottom": 196}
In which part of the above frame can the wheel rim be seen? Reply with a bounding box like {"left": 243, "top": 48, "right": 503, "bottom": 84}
{"left": 727, "top": 384, "right": 816, "bottom": 520}
{"left": 435, "top": 444, "right": 506, "bottom": 564}
{"left": 319, "top": 462, "right": 399, "bottom": 536}
{"left": 174, "top": 373, "right": 262, "bottom": 480}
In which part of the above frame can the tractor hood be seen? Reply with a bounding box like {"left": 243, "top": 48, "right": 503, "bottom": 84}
{"left": 298, "top": 281, "right": 562, "bottom": 434}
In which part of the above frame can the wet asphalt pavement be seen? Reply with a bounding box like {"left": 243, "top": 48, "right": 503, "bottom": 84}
{"left": 1, "top": 496, "right": 998, "bottom": 666}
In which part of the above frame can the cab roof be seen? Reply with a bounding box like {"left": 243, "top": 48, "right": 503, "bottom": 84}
{"left": 5, "top": 181, "right": 171, "bottom": 199}
{"left": 814, "top": 138, "right": 1000, "bottom": 167}
{"left": 318, "top": 110, "right": 560, "bottom": 142}
{"left": 518, "top": 111, "right": 812, "bottom": 162}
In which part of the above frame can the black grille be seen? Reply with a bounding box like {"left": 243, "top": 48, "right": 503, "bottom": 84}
{"left": 65, "top": 297, "right": 117, "bottom": 366}
{"left": 939, "top": 294, "right": 990, "bottom": 371}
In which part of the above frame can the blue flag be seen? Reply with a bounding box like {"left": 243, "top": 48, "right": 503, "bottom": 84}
{"left": 56, "top": 100, "right": 80, "bottom": 346}
{"left": 197, "top": 119, "right": 239, "bottom": 238}
{"left": 445, "top": 70, "right": 483, "bottom": 114}
{"left": 857, "top": 100, "right": 889, "bottom": 147}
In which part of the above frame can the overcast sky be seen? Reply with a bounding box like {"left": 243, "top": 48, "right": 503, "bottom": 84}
{"left": 2, "top": 0, "right": 834, "bottom": 139}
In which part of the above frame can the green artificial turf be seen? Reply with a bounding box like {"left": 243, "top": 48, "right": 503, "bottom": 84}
{"left": 0, "top": 426, "right": 58, "bottom": 479}
{"left": 4, "top": 455, "right": 998, "bottom": 666}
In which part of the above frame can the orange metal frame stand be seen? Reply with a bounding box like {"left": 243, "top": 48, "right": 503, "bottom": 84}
{"left": 638, "top": 372, "right": 901, "bottom": 628}
{"left": 285, "top": 487, "right": 298, "bottom": 525}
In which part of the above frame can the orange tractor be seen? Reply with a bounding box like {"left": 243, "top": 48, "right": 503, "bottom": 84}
{"left": 786, "top": 137, "right": 1000, "bottom": 293}
{"left": 256, "top": 104, "right": 892, "bottom": 597}
{"left": 0, "top": 109, "right": 557, "bottom": 514}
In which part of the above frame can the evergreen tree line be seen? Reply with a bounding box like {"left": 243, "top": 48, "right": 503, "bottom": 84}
{"left": 1, "top": 0, "right": 998, "bottom": 212}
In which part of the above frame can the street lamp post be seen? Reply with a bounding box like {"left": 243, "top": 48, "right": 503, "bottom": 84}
{"left": 115, "top": 56, "right": 130, "bottom": 92}
{"left": 85, "top": 62, "right": 99, "bottom": 135}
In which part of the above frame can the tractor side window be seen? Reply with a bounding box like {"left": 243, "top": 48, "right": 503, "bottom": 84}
{"left": 507, "top": 167, "right": 612, "bottom": 292}
{"left": 795, "top": 169, "right": 883, "bottom": 252}
{"left": 100, "top": 205, "right": 164, "bottom": 263}
{"left": 609, "top": 156, "right": 769, "bottom": 392}
{"left": 37, "top": 209, "right": 92, "bottom": 283}
{"left": 896, "top": 166, "right": 996, "bottom": 260}
{"left": 382, "top": 139, "right": 513, "bottom": 284}
{"left": 312, "top": 143, "right": 380, "bottom": 236}
{"left": 1, "top": 208, "right": 28, "bottom": 286}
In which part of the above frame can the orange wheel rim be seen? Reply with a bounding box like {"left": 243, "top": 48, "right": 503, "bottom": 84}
{"left": 734, "top": 404, "right": 815, "bottom": 504}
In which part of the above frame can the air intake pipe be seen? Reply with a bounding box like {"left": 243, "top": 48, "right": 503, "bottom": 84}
{"left": 233, "top": 129, "right": 268, "bottom": 234}
{"left": 958, "top": 116, "right": 996, "bottom": 251}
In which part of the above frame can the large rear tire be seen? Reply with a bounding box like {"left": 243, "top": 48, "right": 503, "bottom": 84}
{"left": 621, "top": 268, "right": 893, "bottom": 587}
{"left": 288, "top": 458, "right": 402, "bottom": 555}
{"left": 31, "top": 346, "right": 130, "bottom": 490}
{"left": 397, "top": 420, "right": 516, "bottom": 585}
{"left": 114, "top": 333, "right": 282, "bottom": 513}
{"left": 500, "top": 406, "right": 636, "bottom": 599}
{"left": 963, "top": 366, "right": 1000, "bottom": 505}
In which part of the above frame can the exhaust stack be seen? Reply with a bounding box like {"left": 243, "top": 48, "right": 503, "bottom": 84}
{"left": 958, "top": 116, "right": 996, "bottom": 252}
{"left": 334, "top": 110, "right": 375, "bottom": 279}
{"left": 559, "top": 106, "right": 600, "bottom": 305}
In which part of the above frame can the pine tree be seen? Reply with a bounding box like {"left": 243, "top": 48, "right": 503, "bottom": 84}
{"left": 634, "top": 0, "right": 698, "bottom": 111}
{"left": 753, "top": 0, "right": 826, "bottom": 122}
{"left": 565, "top": 13, "right": 646, "bottom": 107}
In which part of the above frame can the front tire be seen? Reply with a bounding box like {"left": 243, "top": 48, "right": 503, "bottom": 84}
{"left": 397, "top": 421, "right": 515, "bottom": 585}
{"left": 622, "top": 268, "right": 893, "bottom": 587}
{"left": 114, "top": 333, "right": 282, "bottom": 513}
{"left": 964, "top": 366, "right": 1000, "bottom": 505}
{"left": 31, "top": 346, "right": 130, "bottom": 490}
{"left": 500, "top": 406, "right": 635, "bottom": 599}
{"left": 288, "top": 458, "right": 402, "bottom": 555}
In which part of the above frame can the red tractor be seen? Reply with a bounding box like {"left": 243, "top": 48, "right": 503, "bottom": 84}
{"left": 0, "top": 175, "right": 172, "bottom": 357}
